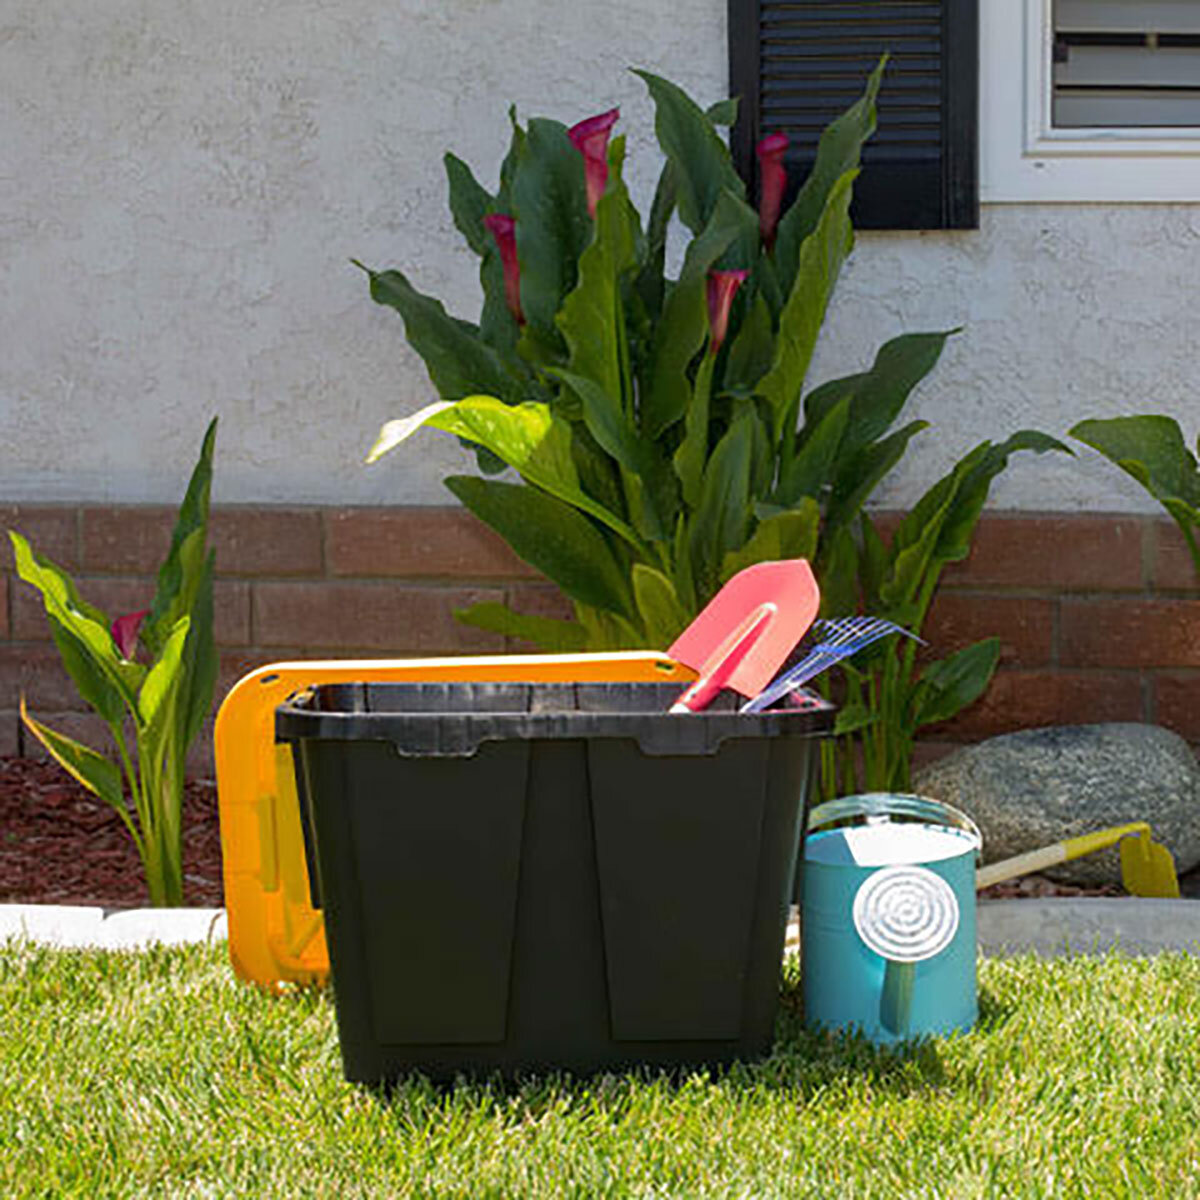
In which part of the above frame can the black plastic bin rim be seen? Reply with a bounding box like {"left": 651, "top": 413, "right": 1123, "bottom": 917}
{"left": 276, "top": 680, "right": 835, "bottom": 758}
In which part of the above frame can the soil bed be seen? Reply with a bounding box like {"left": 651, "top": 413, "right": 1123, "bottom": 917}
{"left": 1, "top": 755, "right": 1195, "bottom": 908}
{"left": 0, "top": 757, "right": 222, "bottom": 908}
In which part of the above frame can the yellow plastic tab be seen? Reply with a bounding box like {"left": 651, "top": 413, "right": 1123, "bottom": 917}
{"left": 214, "top": 652, "right": 695, "bottom": 991}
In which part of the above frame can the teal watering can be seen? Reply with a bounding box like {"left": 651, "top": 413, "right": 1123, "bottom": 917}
{"left": 801, "top": 794, "right": 982, "bottom": 1043}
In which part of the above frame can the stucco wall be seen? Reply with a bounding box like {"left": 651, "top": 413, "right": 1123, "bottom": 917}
{"left": 2, "top": 0, "right": 1196, "bottom": 511}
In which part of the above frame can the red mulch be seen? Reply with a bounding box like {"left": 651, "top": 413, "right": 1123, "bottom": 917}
{"left": 0, "top": 756, "right": 223, "bottom": 908}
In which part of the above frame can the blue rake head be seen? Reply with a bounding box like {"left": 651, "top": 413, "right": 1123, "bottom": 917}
{"left": 740, "top": 617, "right": 922, "bottom": 714}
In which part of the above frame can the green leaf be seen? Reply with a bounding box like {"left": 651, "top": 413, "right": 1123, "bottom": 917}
{"left": 774, "top": 57, "right": 883, "bottom": 296}
{"left": 510, "top": 117, "right": 591, "bottom": 338}
{"left": 631, "top": 564, "right": 690, "bottom": 648}
{"left": 688, "top": 408, "right": 756, "bottom": 594}
{"left": 453, "top": 602, "right": 588, "bottom": 652}
{"left": 912, "top": 639, "right": 1001, "bottom": 728}
{"left": 833, "top": 701, "right": 877, "bottom": 737}
{"left": 446, "top": 475, "right": 633, "bottom": 617}
{"left": 758, "top": 169, "right": 858, "bottom": 444}
{"left": 719, "top": 500, "right": 820, "bottom": 584}
{"left": 824, "top": 419, "right": 930, "bottom": 537}
{"left": 575, "top": 603, "right": 644, "bottom": 651}
{"left": 444, "top": 152, "right": 494, "bottom": 257}
{"left": 137, "top": 616, "right": 190, "bottom": 746}
{"left": 177, "top": 549, "right": 217, "bottom": 752}
{"left": 554, "top": 140, "right": 640, "bottom": 466}
{"left": 143, "top": 414, "right": 216, "bottom": 654}
{"left": 723, "top": 292, "right": 775, "bottom": 396}
{"left": 368, "top": 395, "right": 643, "bottom": 549}
{"left": 19, "top": 701, "right": 138, "bottom": 847}
{"left": 776, "top": 394, "right": 851, "bottom": 506}
{"left": 361, "top": 266, "right": 521, "bottom": 404}
{"left": 803, "top": 330, "right": 956, "bottom": 463}
{"left": 673, "top": 354, "right": 715, "bottom": 509}
{"left": 45, "top": 617, "right": 128, "bottom": 727}
{"left": 551, "top": 371, "right": 642, "bottom": 473}
{"left": 1071, "top": 415, "right": 1200, "bottom": 511}
{"left": 884, "top": 432, "right": 1070, "bottom": 620}
{"left": 9, "top": 532, "right": 141, "bottom": 720}
{"left": 642, "top": 189, "right": 754, "bottom": 438}
{"left": 816, "top": 523, "right": 861, "bottom": 619}
{"left": 633, "top": 69, "right": 745, "bottom": 234}
{"left": 705, "top": 97, "right": 739, "bottom": 127}
{"left": 635, "top": 160, "right": 676, "bottom": 321}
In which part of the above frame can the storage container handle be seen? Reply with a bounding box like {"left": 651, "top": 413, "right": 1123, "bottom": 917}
{"left": 807, "top": 792, "right": 981, "bottom": 852}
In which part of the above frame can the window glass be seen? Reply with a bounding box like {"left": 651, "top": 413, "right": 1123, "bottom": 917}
{"left": 1053, "top": 0, "right": 1200, "bottom": 127}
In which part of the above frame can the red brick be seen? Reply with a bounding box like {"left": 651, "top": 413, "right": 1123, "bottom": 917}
{"left": 211, "top": 509, "right": 323, "bottom": 577}
{"left": 11, "top": 576, "right": 251, "bottom": 647}
{"left": 80, "top": 507, "right": 174, "bottom": 573}
{"left": 1061, "top": 596, "right": 1200, "bottom": 669}
{"left": 1150, "top": 671, "right": 1200, "bottom": 743}
{"left": 910, "top": 740, "right": 961, "bottom": 772}
{"left": 0, "top": 712, "right": 19, "bottom": 757}
{"left": 0, "top": 645, "right": 89, "bottom": 712}
{"left": 252, "top": 582, "right": 506, "bottom": 652}
{"left": 940, "top": 513, "right": 1144, "bottom": 591}
{"left": 326, "top": 507, "right": 538, "bottom": 580}
{"left": 0, "top": 506, "right": 78, "bottom": 570}
{"left": 922, "top": 592, "right": 1053, "bottom": 667}
{"left": 1149, "top": 518, "right": 1200, "bottom": 591}
{"left": 926, "top": 669, "right": 1144, "bottom": 740}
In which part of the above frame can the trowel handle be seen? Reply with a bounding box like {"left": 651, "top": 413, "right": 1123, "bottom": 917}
{"left": 669, "top": 673, "right": 727, "bottom": 713}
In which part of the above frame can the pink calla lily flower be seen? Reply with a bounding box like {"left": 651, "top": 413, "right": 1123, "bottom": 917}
{"left": 568, "top": 108, "right": 619, "bottom": 218}
{"left": 706, "top": 269, "right": 749, "bottom": 355}
{"left": 111, "top": 609, "right": 149, "bottom": 660}
{"left": 756, "top": 132, "right": 789, "bottom": 249}
{"left": 483, "top": 213, "right": 525, "bottom": 325}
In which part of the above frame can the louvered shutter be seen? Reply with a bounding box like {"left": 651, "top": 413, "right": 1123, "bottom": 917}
{"left": 728, "top": 0, "right": 979, "bottom": 230}
{"left": 1054, "top": 0, "right": 1200, "bottom": 128}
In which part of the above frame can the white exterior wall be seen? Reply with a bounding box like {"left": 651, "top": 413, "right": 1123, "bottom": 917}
{"left": 1, "top": 0, "right": 1196, "bottom": 511}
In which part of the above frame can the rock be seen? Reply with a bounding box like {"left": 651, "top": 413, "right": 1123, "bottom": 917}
{"left": 913, "top": 724, "right": 1200, "bottom": 886}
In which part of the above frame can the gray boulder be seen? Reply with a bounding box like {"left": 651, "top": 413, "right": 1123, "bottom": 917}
{"left": 913, "top": 724, "right": 1200, "bottom": 886}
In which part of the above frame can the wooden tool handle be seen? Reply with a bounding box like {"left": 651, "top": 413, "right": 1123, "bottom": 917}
{"left": 976, "top": 844, "right": 1067, "bottom": 890}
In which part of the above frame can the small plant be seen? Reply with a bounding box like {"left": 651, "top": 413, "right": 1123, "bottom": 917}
{"left": 1071, "top": 414, "right": 1200, "bottom": 576}
{"left": 358, "top": 62, "right": 960, "bottom": 652}
{"left": 10, "top": 419, "right": 219, "bottom": 907}
{"left": 824, "top": 432, "right": 1069, "bottom": 797}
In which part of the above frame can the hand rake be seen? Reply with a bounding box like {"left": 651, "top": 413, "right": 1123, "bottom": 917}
{"left": 740, "top": 616, "right": 920, "bottom": 714}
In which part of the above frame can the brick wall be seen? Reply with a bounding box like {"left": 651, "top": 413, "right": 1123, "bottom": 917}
{"left": 2, "top": 506, "right": 1197, "bottom": 776}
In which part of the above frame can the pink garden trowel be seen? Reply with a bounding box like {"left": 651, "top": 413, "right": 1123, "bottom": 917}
{"left": 668, "top": 559, "right": 821, "bottom": 712}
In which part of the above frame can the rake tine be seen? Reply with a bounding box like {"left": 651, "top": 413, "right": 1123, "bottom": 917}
{"left": 741, "top": 618, "right": 921, "bottom": 713}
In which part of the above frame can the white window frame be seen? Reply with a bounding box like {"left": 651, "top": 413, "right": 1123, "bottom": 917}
{"left": 981, "top": 0, "right": 1200, "bottom": 202}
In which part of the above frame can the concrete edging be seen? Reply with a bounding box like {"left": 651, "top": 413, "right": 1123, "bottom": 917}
{"left": 4, "top": 899, "right": 1199, "bottom": 958}
{"left": 0, "top": 904, "right": 227, "bottom": 951}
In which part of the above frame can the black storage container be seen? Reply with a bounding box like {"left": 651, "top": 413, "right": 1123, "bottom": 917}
{"left": 276, "top": 680, "right": 832, "bottom": 1084}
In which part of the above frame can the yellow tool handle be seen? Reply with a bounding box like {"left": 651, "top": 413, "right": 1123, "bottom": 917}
{"left": 1061, "top": 822, "right": 1149, "bottom": 858}
{"left": 976, "top": 822, "right": 1151, "bottom": 890}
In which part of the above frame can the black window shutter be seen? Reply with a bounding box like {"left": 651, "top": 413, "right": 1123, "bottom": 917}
{"left": 729, "top": 0, "right": 979, "bottom": 230}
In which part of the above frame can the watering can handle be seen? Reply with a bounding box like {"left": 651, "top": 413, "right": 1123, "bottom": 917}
{"left": 808, "top": 792, "right": 982, "bottom": 851}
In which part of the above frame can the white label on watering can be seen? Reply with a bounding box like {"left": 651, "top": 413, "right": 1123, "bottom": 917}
{"left": 852, "top": 865, "right": 960, "bottom": 964}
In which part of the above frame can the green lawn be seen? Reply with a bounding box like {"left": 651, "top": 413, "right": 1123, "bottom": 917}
{"left": 2, "top": 941, "right": 1198, "bottom": 1198}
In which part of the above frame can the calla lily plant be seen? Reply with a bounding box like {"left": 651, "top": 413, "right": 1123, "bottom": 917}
{"left": 10, "top": 420, "right": 219, "bottom": 906}
{"left": 358, "top": 62, "right": 1066, "bottom": 771}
